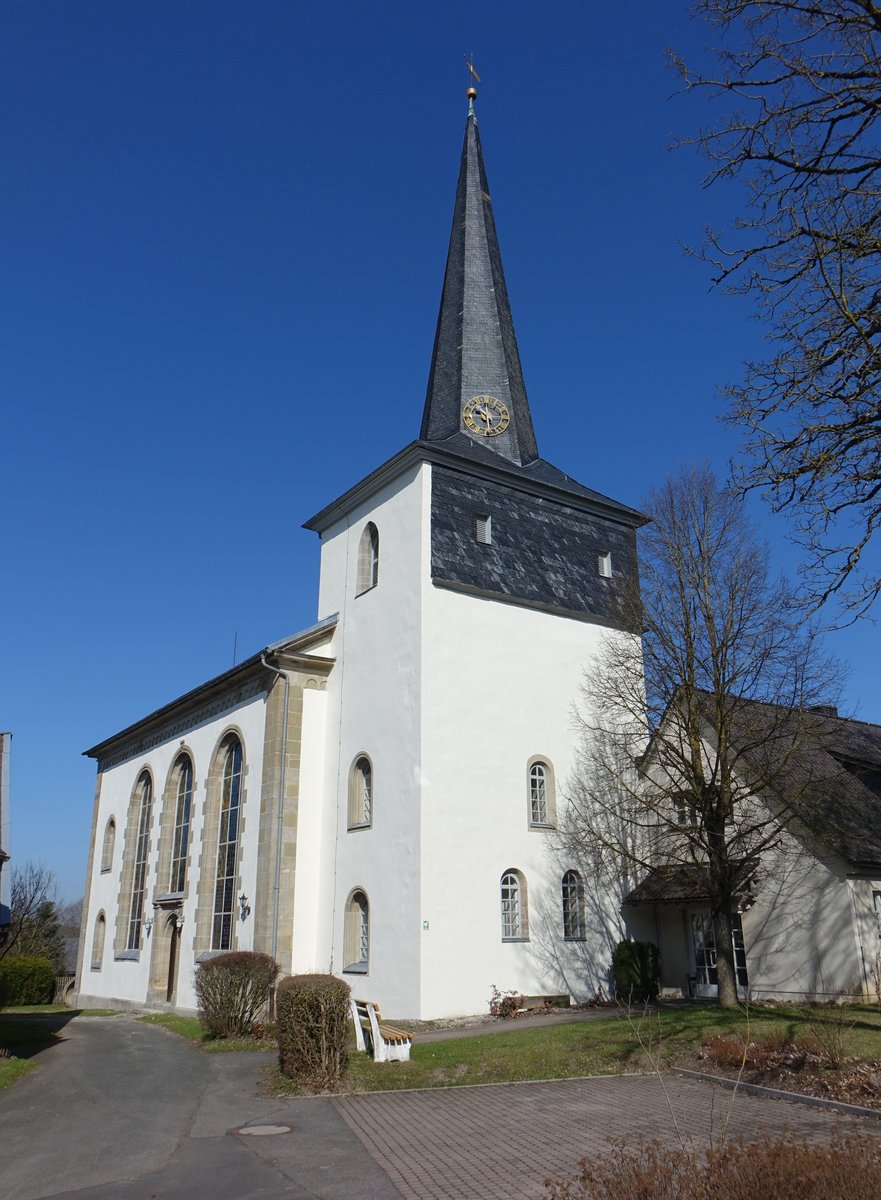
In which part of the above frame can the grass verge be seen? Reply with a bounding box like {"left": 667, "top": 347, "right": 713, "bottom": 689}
{"left": 0, "top": 1017, "right": 63, "bottom": 1091}
{"left": 139, "top": 1012, "right": 276, "bottom": 1053}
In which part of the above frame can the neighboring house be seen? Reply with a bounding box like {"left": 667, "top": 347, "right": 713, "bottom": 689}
{"left": 75, "top": 92, "right": 646, "bottom": 1019}
{"left": 0, "top": 732, "right": 10, "bottom": 940}
{"left": 624, "top": 705, "right": 881, "bottom": 1003}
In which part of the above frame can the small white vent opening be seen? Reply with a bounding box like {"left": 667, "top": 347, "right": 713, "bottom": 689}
{"left": 598, "top": 551, "right": 612, "bottom": 578}
{"left": 476, "top": 514, "right": 492, "bottom": 545}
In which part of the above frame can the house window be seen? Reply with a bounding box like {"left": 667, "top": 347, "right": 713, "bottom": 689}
{"left": 562, "top": 870, "right": 585, "bottom": 940}
{"left": 126, "top": 773, "right": 153, "bottom": 951}
{"left": 212, "top": 738, "right": 243, "bottom": 951}
{"left": 169, "top": 756, "right": 193, "bottom": 893}
{"left": 343, "top": 889, "right": 369, "bottom": 973}
{"left": 348, "top": 756, "right": 373, "bottom": 829}
{"left": 101, "top": 818, "right": 116, "bottom": 873}
{"left": 501, "top": 869, "right": 528, "bottom": 940}
{"left": 527, "top": 758, "right": 556, "bottom": 828}
{"left": 476, "top": 513, "right": 492, "bottom": 545}
{"left": 598, "top": 551, "right": 612, "bottom": 578}
{"left": 91, "top": 912, "right": 106, "bottom": 970}
{"left": 873, "top": 891, "right": 881, "bottom": 941}
{"left": 356, "top": 522, "right": 379, "bottom": 595}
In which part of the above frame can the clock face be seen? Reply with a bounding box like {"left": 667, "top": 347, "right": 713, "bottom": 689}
{"left": 463, "top": 394, "right": 510, "bottom": 437}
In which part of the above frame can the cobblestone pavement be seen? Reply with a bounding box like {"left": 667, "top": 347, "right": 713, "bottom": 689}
{"left": 333, "top": 1073, "right": 881, "bottom": 1200}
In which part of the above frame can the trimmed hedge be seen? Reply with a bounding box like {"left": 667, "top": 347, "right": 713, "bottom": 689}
{"left": 194, "top": 950, "right": 278, "bottom": 1038}
{"left": 277, "top": 973, "right": 350, "bottom": 1090}
{"left": 611, "top": 939, "right": 661, "bottom": 1004}
{"left": 0, "top": 954, "right": 55, "bottom": 1006}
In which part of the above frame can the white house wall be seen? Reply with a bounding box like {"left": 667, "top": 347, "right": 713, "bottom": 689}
{"left": 315, "top": 465, "right": 427, "bottom": 1017}
{"left": 290, "top": 685, "right": 329, "bottom": 972}
{"left": 79, "top": 691, "right": 269, "bottom": 1011}
{"left": 418, "top": 559, "right": 629, "bottom": 1018}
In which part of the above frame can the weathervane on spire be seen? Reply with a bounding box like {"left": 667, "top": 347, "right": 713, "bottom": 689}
{"left": 464, "top": 53, "right": 480, "bottom": 116}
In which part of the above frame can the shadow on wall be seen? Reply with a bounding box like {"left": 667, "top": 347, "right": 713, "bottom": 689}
{"left": 524, "top": 836, "right": 628, "bottom": 1004}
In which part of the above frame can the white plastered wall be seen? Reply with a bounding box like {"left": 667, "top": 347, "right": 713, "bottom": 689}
{"left": 315, "top": 465, "right": 426, "bottom": 1017}
{"left": 78, "top": 691, "right": 268, "bottom": 1011}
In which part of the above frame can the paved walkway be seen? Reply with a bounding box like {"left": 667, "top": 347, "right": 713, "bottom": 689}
{"left": 3, "top": 1013, "right": 880, "bottom": 1199}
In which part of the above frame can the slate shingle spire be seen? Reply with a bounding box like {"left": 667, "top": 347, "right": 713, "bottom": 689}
{"left": 420, "top": 90, "right": 538, "bottom": 466}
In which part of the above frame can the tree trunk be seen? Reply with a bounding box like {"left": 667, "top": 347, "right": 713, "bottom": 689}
{"left": 713, "top": 909, "right": 738, "bottom": 1008}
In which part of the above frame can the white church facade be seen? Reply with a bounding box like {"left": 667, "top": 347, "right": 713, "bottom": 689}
{"left": 75, "top": 92, "right": 647, "bottom": 1019}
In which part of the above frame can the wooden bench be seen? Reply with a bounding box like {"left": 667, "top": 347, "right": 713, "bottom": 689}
{"left": 350, "top": 998, "right": 413, "bottom": 1063}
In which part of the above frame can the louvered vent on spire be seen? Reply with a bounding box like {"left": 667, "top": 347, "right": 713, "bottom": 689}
{"left": 420, "top": 95, "right": 538, "bottom": 466}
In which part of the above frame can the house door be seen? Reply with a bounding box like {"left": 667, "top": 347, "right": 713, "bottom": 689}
{"left": 690, "top": 911, "right": 749, "bottom": 999}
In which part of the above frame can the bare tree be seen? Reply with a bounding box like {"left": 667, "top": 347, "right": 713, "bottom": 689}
{"left": 674, "top": 1, "right": 881, "bottom": 620}
{"left": 562, "top": 466, "right": 841, "bottom": 1007}
{"left": 0, "top": 862, "right": 56, "bottom": 963}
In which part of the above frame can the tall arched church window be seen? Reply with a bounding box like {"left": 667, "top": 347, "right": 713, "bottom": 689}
{"left": 169, "top": 756, "right": 193, "bottom": 893}
{"left": 348, "top": 756, "right": 373, "bottom": 829}
{"left": 527, "top": 758, "right": 556, "bottom": 828}
{"left": 101, "top": 818, "right": 116, "bottom": 873}
{"left": 500, "top": 869, "right": 528, "bottom": 941}
{"left": 343, "top": 889, "right": 369, "bottom": 973}
{"left": 126, "top": 773, "right": 153, "bottom": 951}
{"left": 212, "top": 738, "right": 243, "bottom": 951}
{"left": 91, "top": 912, "right": 106, "bottom": 970}
{"left": 562, "top": 870, "right": 586, "bottom": 940}
{"left": 356, "top": 522, "right": 379, "bottom": 595}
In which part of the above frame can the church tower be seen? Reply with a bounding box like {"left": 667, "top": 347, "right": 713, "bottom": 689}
{"left": 305, "top": 91, "right": 645, "bottom": 1019}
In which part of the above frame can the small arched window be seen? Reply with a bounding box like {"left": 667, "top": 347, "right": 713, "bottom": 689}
{"left": 91, "top": 912, "right": 106, "bottom": 970}
{"left": 101, "top": 818, "right": 116, "bottom": 873}
{"left": 169, "top": 756, "right": 193, "bottom": 893}
{"left": 343, "top": 889, "right": 369, "bottom": 973}
{"left": 126, "top": 773, "right": 153, "bottom": 951}
{"left": 562, "top": 870, "right": 586, "bottom": 941}
{"left": 212, "top": 738, "right": 243, "bottom": 951}
{"left": 348, "top": 756, "right": 373, "bottom": 829}
{"left": 356, "top": 522, "right": 379, "bottom": 595}
{"left": 528, "top": 758, "right": 556, "bottom": 828}
{"left": 500, "top": 869, "right": 528, "bottom": 941}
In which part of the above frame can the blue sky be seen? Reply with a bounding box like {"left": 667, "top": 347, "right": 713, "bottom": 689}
{"left": 3, "top": 1, "right": 878, "bottom": 902}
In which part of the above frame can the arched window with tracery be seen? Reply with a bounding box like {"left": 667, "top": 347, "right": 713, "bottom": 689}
{"left": 126, "top": 773, "right": 153, "bottom": 950}
{"left": 527, "top": 758, "right": 556, "bottom": 828}
{"left": 212, "top": 738, "right": 243, "bottom": 951}
{"left": 169, "top": 755, "right": 193, "bottom": 893}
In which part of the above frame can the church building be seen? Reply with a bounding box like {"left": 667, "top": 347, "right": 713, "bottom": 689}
{"left": 75, "top": 91, "right": 646, "bottom": 1019}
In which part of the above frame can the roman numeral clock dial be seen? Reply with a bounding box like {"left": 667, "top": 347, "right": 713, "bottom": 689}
{"left": 463, "top": 394, "right": 510, "bottom": 437}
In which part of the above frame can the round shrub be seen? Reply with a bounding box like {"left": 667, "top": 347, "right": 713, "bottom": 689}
{"left": 195, "top": 950, "right": 279, "bottom": 1038}
{"left": 277, "top": 973, "right": 350, "bottom": 1090}
{"left": 0, "top": 954, "right": 56, "bottom": 1006}
{"left": 611, "top": 939, "right": 661, "bottom": 1004}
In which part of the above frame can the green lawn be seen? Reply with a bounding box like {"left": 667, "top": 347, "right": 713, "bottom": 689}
{"left": 136, "top": 1003, "right": 881, "bottom": 1093}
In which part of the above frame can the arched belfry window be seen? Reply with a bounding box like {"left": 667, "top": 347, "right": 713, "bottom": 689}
{"left": 356, "top": 522, "right": 379, "bottom": 595}
{"left": 500, "top": 869, "right": 528, "bottom": 941}
{"left": 101, "top": 818, "right": 116, "bottom": 873}
{"left": 343, "top": 889, "right": 369, "bottom": 973}
{"left": 562, "top": 870, "right": 586, "bottom": 940}
{"left": 348, "top": 755, "right": 373, "bottom": 829}
{"left": 169, "top": 756, "right": 193, "bottom": 893}
{"left": 212, "top": 737, "right": 243, "bottom": 951}
{"left": 126, "top": 773, "right": 153, "bottom": 951}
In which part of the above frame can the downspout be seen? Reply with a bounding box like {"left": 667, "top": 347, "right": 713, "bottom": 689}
{"left": 261, "top": 653, "right": 289, "bottom": 965}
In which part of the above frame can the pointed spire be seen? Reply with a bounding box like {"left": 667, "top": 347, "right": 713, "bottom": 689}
{"left": 420, "top": 91, "right": 538, "bottom": 466}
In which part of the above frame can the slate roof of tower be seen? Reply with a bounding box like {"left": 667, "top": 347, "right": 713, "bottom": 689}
{"left": 420, "top": 100, "right": 538, "bottom": 466}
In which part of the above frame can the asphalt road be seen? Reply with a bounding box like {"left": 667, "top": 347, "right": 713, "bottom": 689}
{"left": 1, "top": 1014, "right": 399, "bottom": 1200}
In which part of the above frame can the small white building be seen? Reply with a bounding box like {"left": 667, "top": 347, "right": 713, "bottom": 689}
{"left": 75, "top": 94, "right": 646, "bottom": 1019}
